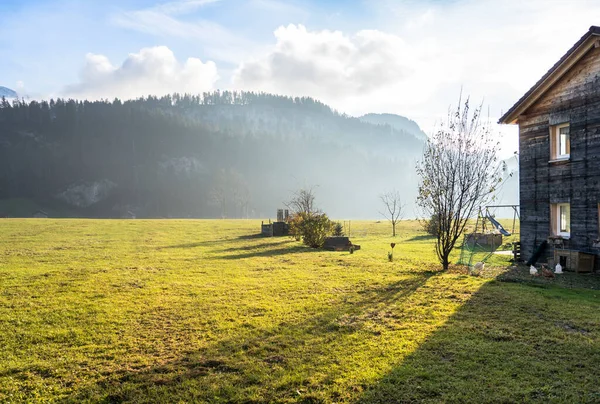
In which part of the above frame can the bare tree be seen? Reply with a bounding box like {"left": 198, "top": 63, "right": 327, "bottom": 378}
{"left": 416, "top": 96, "right": 502, "bottom": 270}
{"left": 286, "top": 187, "right": 318, "bottom": 215}
{"left": 209, "top": 186, "right": 226, "bottom": 218}
{"left": 209, "top": 168, "right": 251, "bottom": 218}
{"left": 233, "top": 182, "right": 251, "bottom": 218}
{"left": 379, "top": 190, "right": 405, "bottom": 237}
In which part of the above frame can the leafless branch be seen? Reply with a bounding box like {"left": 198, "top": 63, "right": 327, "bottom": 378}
{"left": 286, "top": 186, "right": 319, "bottom": 215}
{"left": 379, "top": 190, "right": 405, "bottom": 237}
{"left": 416, "top": 95, "right": 502, "bottom": 270}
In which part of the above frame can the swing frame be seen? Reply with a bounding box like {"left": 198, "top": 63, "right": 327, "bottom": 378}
{"left": 475, "top": 205, "right": 520, "bottom": 235}
{"left": 458, "top": 205, "right": 520, "bottom": 267}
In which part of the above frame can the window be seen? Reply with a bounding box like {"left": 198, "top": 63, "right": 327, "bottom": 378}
{"left": 550, "top": 123, "right": 570, "bottom": 161}
{"left": 551, "top": 203, "right": 570, "bottom": 237}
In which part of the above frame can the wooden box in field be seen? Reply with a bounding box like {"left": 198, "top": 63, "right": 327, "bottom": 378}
{"left": 323, "top": 237, "right": 360, "bottom": 252}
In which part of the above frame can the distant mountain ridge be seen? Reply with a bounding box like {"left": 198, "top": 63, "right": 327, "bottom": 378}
{"left": 0, "top": 92, "right": 426, "bottom": 219}
{"left": 0, "top": 86, "right": 17, "bottom": 99}
{"left": 0, "top": 91, "right": 520, "bottom": 218}
{"left": 359, "top": 113, "right": 428, "bottom": 141}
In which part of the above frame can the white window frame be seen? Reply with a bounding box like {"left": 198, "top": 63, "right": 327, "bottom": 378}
{"left": 550, "top": 123, "right": 570, "bottom": 161}
{"left": 552, "top": 203, "right": 571, "bottom": 238}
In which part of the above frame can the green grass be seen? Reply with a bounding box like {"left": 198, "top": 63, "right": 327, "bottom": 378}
{"left": 0, "top": 219, "right": 599, "bottom": 403}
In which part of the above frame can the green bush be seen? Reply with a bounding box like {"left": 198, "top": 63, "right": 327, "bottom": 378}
{"left": 288, "top": 214, "right": 304, "bottom": 241}
{"left": 423, "top": 213, "right": 440, "bottom": 237}
{"left": 333, "top": 222, "right": 344, "bottom": 236}
{"left": 288, "top": 212, "right": 335, "bottom": 248}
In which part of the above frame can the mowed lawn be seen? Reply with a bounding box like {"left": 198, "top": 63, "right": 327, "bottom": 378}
{"left": 1, "top": 219, "right": 600, "bottom": 403}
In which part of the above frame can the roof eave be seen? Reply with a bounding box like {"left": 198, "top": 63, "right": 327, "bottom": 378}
{"left": 499, "top": 26, "right": 600, "bottom": 125}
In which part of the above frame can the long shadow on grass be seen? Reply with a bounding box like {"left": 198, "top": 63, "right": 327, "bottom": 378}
{"left": 216, "top": 244, "right": 316, "bottom": 259}
{"left": 158, "top": 234, "right": 281, "bottom": 250}
{"left": 157, "top": 241, "right": 220, "bottom": 249}
{"left": 218, "top": 239, "right": 294, "bottom": 253}
{"left": 236, "top": 234, "right": 265, "bottom": 240}
{"left": 358, "top": 267, "right": 600, "bottom": 403}
{"left": 405, "top": 234, "right": 436, "bottom": 242}
{"left": 70, "top": 272, "right": 436, "bottom": 403}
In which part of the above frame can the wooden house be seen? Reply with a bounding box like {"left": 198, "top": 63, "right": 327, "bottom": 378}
{"left": 499, "top": 26, "right": 600, "bottom": 271}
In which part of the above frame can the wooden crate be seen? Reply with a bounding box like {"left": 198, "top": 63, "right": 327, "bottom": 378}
{"left": 578, "top": 253, "right": 596, "bottom": 273}
{"left": 554, "top": 249, "right": 597, "bottom": 273}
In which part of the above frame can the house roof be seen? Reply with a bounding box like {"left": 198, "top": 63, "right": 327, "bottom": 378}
{"left": 499, "top": 26, "right": 600, "bottom": 124}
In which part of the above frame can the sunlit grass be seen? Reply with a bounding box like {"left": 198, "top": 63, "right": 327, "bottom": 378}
{"left": 0, "top": 219, "right": 598, "bottom": 402}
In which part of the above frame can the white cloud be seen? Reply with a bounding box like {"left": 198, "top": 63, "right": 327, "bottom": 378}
{"left": 63, "top": 46, "right": 219, "bottom": 100}
{"left": 234, "top": 25, "right": 420, "bottom": 97}
{"left": 232, "top": 24, "right": 458, "bottom": 117}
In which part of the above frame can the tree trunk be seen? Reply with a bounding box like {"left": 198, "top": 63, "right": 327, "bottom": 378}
{"left": 392, "top": 222, "right": 396, "bottom": 237}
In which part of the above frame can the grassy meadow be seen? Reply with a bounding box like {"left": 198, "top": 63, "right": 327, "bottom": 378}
{"left": 1, "top": 219, "right": 600, "bottom": 403}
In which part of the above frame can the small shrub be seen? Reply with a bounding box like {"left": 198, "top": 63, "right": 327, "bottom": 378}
{"left": 287, "top": 214, "right": 304, "bottom": 241}
{"left": 333, "top": 222, "right": 344, "bottom": 236}
{"left": 423, "top": 213, "right": 440, "bottom": 237}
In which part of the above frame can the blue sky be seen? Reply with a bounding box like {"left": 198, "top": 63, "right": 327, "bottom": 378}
{"left": 1, "top": 0, "right": 375, "bottom": 94}
{"left": 3, "top": 0, "right": 600, "bottom": 156}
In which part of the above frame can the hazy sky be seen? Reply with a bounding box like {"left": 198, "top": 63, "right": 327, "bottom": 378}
{"left": 3, "top": 0, "right": 600, "bottom": 157}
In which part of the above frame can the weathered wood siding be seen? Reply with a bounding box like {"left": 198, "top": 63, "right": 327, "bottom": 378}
{"left": 518, "top": 45, "right": 600, "bottom": 267}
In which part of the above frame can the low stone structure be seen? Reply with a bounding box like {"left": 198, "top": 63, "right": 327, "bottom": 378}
{"left": 261, "top": 221, "right": 289, "bottom": 237}
{"left": 323, "top": 237, "right": 360, "bottom": 252}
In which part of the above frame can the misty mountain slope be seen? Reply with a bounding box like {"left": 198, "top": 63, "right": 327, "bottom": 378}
{"left": 0, "top": 86, "right": 17, "bottom": 99}
{"left": 360, "top": 113, "right": 428, "bottom": 142}
{"left": 0, "top": 92, "right": 427, "bottom": 218}
{"left": 183, "top": 100, "right": 426, "bottom": 159}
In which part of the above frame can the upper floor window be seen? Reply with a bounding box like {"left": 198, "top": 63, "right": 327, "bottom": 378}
{"left": 550, "top": 123, "right": 570, "bottom": 161}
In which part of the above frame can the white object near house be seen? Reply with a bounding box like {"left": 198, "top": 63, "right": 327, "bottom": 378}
{"left": 530, "top": 265, "right": 538, "bottom": 275}
{"left": 555, "top": 263, "right": 563, "bottom": 274}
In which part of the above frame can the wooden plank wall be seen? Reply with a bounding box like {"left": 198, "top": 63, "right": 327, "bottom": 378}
{"left": 518, "top": 45, "right": 600, "bottom": 267}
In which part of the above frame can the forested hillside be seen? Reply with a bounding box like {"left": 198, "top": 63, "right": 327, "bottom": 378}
{"left": 359, "top": 113, "right": 427, "bottom": 142}
{"left": 0, "top": 92, "right": 426, "bottom": 219}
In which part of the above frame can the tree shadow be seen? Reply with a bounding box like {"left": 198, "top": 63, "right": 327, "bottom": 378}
{"left": 359, "top": 268, "right": 600, "bottom": 403}
{"left": 218, "top": 239, "right": 293, "bottom": 253}
{"left": 70, "top": 272, "right": 436, "bottom": 403}
{"left": 405, "top": 234, "right": 435, "bottom": 242}
{"left": 236, "top": 234, "right": 265, "bottom": 240}
{"left": 216, "top": 244, "right": 317, "bottom": 260}
{"left": 157, "top": 234, "right": 274, "bottom": 250}
{"left": 157, "top": 241, "right": 219, "bottom": 250}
